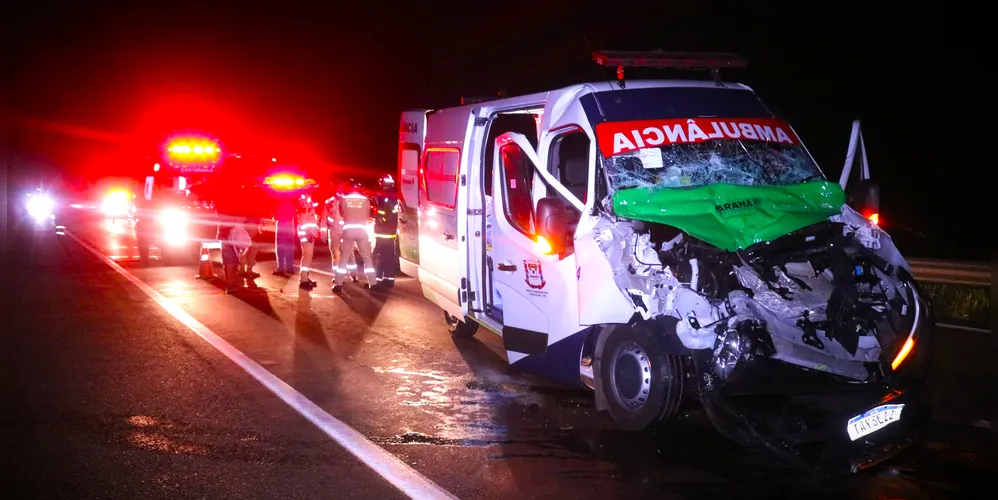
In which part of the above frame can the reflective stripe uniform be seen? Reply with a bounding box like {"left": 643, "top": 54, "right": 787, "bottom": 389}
{"left": 335, "top": 192, "right": 375, "bottom": 286}
{"left": 297, "top": 209, "right": 319, "bottom": 282}
{"left": 373, "top": 190, "right": 399, "bottom": 285}
{"left": 274, "top": 199, "right": 297, "bottom": 273}
{"left": 322, "top": 196, "right": 356, "bottom": 277}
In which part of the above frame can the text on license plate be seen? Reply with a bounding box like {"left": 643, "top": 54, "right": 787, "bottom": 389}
{"left": 847, "top": 403, "right": 904, "bottom": 441}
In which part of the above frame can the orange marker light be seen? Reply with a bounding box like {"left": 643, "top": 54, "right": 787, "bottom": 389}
{"left": 891, "top": 337, "right": 915, "bottom": 370}
{"left": 868, "top": 213, "right": 880, "bottom": 225}
{"left": 536, "top": 235, "right": 553, "bottom": 254}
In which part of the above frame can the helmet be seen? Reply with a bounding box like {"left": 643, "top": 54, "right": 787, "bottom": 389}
{"left": 378, "top": 174, "right": 395, "bottom": 190}
{"left": 299, "top": 193, "right": 313, "bottom": 208}
{"left": 348, "top": 179, "right": 363, "bottom": 192}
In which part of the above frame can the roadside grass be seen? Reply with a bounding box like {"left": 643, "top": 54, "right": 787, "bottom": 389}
{"left": 920, "top": 283, "right": 990, "bottom": 324}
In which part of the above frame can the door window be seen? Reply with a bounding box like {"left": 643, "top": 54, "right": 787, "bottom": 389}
{"left": 422, "top": 147, "right": 460, "bottom": 209}
{"left": 549, "top": 129, "right": 590, "bottom": 205}
{"left": 499, "top": 142, "right": 536, "bottom": 236}
{"left": 399, "top": 145, "right": 420, "bottom": 208}
{"left": 497, "top": 138, "right": 580, "bottom": 254}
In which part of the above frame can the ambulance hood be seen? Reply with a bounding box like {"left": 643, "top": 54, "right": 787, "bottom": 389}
{"left": 612, "top": 181, "right": 846, "bottom": 251}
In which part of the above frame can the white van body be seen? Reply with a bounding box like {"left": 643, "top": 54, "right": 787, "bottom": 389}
{"left": 395, "top": 78, "right": 929, "bottom": 450}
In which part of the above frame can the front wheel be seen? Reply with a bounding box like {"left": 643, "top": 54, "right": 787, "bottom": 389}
{"left": 597, "top": 323, "right": 685, "bottom": 431}
{"left": 444, "top": 311, "right": 478, "bottom": 338}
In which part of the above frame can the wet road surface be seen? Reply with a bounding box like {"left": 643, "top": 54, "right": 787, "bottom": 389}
{"left": 7, "top": 214, "right": 993, "bottom": 499}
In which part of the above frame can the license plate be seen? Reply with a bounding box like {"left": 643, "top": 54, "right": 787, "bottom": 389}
{"left": 847, "top": 403, "right": 904, "bottom": 441}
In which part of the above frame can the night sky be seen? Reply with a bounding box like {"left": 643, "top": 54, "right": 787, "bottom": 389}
{"left": 7, "top": 1, "right": 984, "bottom": 259}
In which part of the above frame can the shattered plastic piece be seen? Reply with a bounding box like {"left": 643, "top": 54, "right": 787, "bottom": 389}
{"left": 612, "top": 181, "right": 846, "bottom": 251}
{"left": 676, "top": 316, "right": 718, "bottom": 349}
{"left": 733, "top": 264, "right": 835, "bottom": 320}
{"left": 829, "top": 211, "right": 882, "bottom": 250}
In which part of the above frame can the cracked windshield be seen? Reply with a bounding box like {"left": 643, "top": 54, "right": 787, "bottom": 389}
{"left": 599, "top": 118, "right": 824, "bottom": 191}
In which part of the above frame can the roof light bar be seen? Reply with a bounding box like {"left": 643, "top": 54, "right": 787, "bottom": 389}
{"left": 592, "top": 51, "right": 748, "bottom": 70}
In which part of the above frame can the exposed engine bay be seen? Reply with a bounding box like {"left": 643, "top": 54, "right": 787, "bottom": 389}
{"left": 593, "top": 204, "right": 923, "bottom": 385}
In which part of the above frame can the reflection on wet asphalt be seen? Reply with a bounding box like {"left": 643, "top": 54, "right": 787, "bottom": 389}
{"left": 240, "top": 252, "right": 991, "bottom": 499}
{"left": 362, "top": 347, "right": 989, "bottom": 498}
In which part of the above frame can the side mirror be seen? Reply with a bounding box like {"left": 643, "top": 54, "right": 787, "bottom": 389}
{"left": 535, "top": 197, "right": 569, "bottom": 254}
{"left": 847, "top": 179, "right": 880, "bottom": 216}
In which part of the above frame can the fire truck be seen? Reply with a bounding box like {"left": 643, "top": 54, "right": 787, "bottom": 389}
{"left": 129, "top": 134, "right": 332, "bottom": 265}
{"left": 130, "top": 135, "right": 228, "bottom": 263}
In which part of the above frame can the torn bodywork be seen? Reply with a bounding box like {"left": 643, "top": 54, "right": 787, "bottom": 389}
{"left": 593, "top": 201, "right": 929, "bottom": 469}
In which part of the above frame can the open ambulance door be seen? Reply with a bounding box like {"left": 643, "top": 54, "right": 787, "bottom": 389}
{"left": 398, "top": 110, "right": 428, "bottom": 277}
{"left": 415, "top": 112, "right": 473, "bottom": 323}
{"left": 488, "top": 132, "right": 584, "bottom": 363}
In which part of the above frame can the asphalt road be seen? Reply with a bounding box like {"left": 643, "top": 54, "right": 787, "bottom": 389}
{"left": 6, "top": 212, "right": 992, "bottom": 500}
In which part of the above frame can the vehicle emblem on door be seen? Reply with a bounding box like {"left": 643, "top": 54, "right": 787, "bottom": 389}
{"left": 524, "top": 259, "right": 546, "bottom": 289}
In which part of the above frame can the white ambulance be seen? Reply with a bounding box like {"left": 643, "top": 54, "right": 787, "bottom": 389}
{"left": 396, "top": 51, "right": 931, "bottom": 467}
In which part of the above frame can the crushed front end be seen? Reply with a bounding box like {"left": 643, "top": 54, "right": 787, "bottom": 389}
{"left": 593, "top": 184, "right": 933, "bottom": 472}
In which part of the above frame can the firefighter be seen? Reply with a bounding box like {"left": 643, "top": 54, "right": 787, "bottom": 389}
{"left": 372, "top": 174, "right": 399, "bottom": 289}
{"left": 297, "top": 193, "right": 320, "bottom": 290}
{"left": 273, "top": 197, "right": 297, "bottom": 276}
{"left": 321, "top": 182, "right": 358, "bottom": 284}
{"left": 333, "top": 180, "right": 375, "bottom": 292}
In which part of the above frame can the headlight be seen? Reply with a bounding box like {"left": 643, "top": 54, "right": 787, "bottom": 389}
{"left": 101, "top": 190, "right": 132, "bottom": 217}
{"left": 27, "top": 194, "right": 56, "bottom": 222}
{"left": 890, "top": 283, "right": 925, "bottom": 371}
{"left": 161, "top": 209, "right": 188, "bottom": 245}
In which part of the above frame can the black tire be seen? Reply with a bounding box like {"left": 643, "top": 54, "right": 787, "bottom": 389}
{"left": 444, "top": 311, "right": 478, "bottom": 338}
{"left": 597, "top": 323, "right": 685, "bottom": 431}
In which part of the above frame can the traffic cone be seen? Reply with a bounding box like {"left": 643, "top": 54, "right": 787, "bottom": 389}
{"left": 196, "top": 243, "right": 215, "bottom": 280}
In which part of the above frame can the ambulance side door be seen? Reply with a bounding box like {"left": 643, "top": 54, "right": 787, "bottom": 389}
{"left": 416, "top": 143, "right": 464, "bottom": 319}
{"left": 398, "top": 143, "right": 421, "bottom": 266}
{"left": 490, "top": 132, "right": 583, "bottom": 363}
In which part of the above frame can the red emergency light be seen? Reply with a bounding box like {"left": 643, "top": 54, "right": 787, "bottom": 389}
{"left": 166, "top": 138, "right": 221, "bottom": 158}
{"left": 592, "top": 50, "right": 748, "bottom": 70}
{"left": 264, "top": 174, "right": 315, "bottom": 190}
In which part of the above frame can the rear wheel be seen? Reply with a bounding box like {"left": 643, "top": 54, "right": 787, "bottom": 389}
{"left": 444, "top": 311, "right": 478, "bottom": 338}
{"left": 598, "top": 323, "right": 685, "bottom": 431}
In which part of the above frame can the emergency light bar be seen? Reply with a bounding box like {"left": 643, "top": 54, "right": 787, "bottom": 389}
{"left": 264, "top": 174, "right": 315, "bottom": 189}
{"left": 592, "top": 51, "right": 748, "bottom": 69}
{"left": 167, "top": 137, "right": 221, "bottom": 158}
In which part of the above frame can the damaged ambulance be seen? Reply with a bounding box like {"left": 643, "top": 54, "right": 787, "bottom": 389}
{"left": 396, "top": 52, "right": 932, "bottom": 471}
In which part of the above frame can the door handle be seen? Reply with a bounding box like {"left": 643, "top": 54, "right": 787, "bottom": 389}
{"left": 496, "top": 262, "right": 517, "bottom": 272}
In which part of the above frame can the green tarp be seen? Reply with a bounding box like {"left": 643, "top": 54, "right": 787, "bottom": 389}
{"left": 612, "top": 181, "right": 846, "bottom": 251}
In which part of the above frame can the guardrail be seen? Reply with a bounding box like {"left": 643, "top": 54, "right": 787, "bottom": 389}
{"left": 908, "top": 258, "right": 991, "bottom": 287}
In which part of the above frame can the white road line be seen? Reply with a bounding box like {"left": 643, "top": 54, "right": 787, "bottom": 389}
{"left": 936, "top": 322, "right": 990, "bottom": 334}
{"left": 68, "top": 232, "right": 458, "bottom": 500}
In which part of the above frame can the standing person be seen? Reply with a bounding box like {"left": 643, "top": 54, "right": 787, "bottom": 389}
{"left": 274, "top": 197, "right": 296, "bottom": 276}
{"left": 239, "top": 217, "right": 262, "bottom": 279}
{"left": 297, "top": 194, "right": 319, "bottom": 290}
{"left": 333, "top": 180, "right": 376, "bottom": 292}
{"left": 321, "top": 182, "right": 357, "bottom": 283}
{"left": 372, "top": 174, "right": 400, "bottom": 289}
